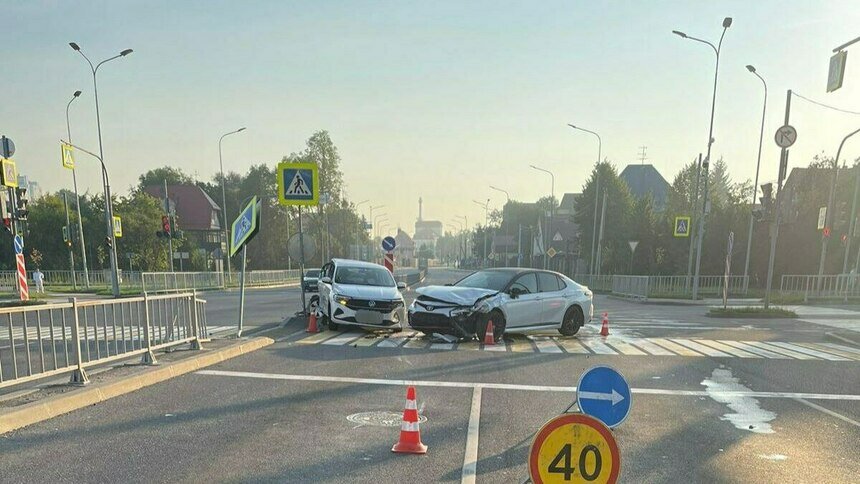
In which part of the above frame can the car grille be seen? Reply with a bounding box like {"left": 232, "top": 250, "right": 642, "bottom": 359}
{"left": 409, "top": 312, "right": 451, "bottom": 326}
{"left": 345, "top": 299, "right": 402, "bottom": 312}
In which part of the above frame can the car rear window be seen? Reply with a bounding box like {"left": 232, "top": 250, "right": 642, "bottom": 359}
{"left": 305, "top": 270, "right": 320, "bottom": 277}
{"left": 538, "top": 272, "right": 561, "bottom": 292}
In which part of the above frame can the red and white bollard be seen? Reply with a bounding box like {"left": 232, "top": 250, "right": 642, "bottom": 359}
{"left": 384, "top": 251, "right": 395, "bottom": 274}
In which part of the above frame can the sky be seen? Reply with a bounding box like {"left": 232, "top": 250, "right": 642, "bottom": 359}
{"left": 3, "top": 0, "right": 860, "bottom": 236}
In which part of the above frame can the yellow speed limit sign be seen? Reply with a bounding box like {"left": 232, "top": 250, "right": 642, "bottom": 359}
{"left": 529, "top": 413, "right": 620, "bottom": 483}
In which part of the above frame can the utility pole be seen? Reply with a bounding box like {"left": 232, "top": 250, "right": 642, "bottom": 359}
{"left": 63, "top": 192, "right": 77, "bottom": 290}
{"left": 764, "top": 90, "right": 792, "bottom": 308}
{"left": 844, "top": 164, "right": 860, "bottom": 273}
{"left": 163, "top": 180, "right": 174, "bottom": 271}
{"left": 595, "top": 190, "right": 608, "bottom": 276}
{"left": 821, "top": 127, "right": 860, "bottom": 277}
{"left": 686, "top": 154, "right": 702, "bottom": 289}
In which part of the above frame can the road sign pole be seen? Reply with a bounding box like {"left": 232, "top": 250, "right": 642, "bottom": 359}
{"left": 595, "top": 191, "right": 608, "bottom": 277}
{"left": 163, "top": 180, "right": 175, "bottom": 272}
{"left": 686, "top": 154, "right": 702, "bottom": 291}
{"left": 765, "top": 90, "right": 793, "bottom": 308}
{"left": 237, "top": 244, "right": 247, "bottom": 337}
{"left": 63, "top": 192, "right": 78, "bottom": 290}
{"left": 298, "top": 206, "right": 307, "bottom": 316}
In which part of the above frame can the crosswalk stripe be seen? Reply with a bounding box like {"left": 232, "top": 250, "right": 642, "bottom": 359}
{"left": 647, "top": 338, "right": 703, "bottom": 356}
{"left": 530, "top": 337, "right": 563, "bottom": 353}
{"left": 743, "top": 341, "right": 816, "bottom": 360}
{"left": 619, "top": 337, "right": 674, "bottom": 356}
{"left": 799, "top": 343, "right": 860, "bottom": 360}
{"left": 377, "top": 331, "right": 418, "bottom": 348}
{"left": 458, "top": 340, "right": 482, "bottom": 351}
{"left": 483, "top": 341, "right": 508, "bottom": 352}
{"left": 508, "top": 336, "right": 534, "bottom": 353}
{"left": 297, "top": 331, "right": 340, "bottom": 344}
{"left": 579, "top": 338, "right": 616, "bottom": 355}
{"left": 765, "top": 342, "right": 849, "bottom": 361}
{"left": 692, "top": 339, "right": 760, "bottom": 358}
{"left": 402, "top": 336, "right": 427, "bottom": 349}
{"left": 820, "top": 342, "right": 860, "bottom": 357}
{"left": 430, "top": 342, "right": 455, "bottom": 350}
{"left": 717, "top": 340, "right": 787, "bottom": 358}
{"left": 603, "top": 338, "right": 647, "bottom": 356}
{"left": 669, "top": 339, "right": 731, "bottom": 357}
{"left": 322, "top": 332, "right": 364, "bottom": 346}
{"left": 555, "top": 338, "right": 590, "bottom": 354}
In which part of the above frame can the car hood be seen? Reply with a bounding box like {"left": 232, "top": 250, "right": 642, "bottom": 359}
{"left": 334, "top": 283, "right": 401, "bottom": 300}
{"left": 416, "top": 286, "right": 498, "bottom": 306}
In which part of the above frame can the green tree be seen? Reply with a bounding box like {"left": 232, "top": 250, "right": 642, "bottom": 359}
{"left": 138, "top": 166, "right": 195, "bottom": 189}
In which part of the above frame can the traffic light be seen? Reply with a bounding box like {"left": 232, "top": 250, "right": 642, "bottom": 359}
{"left": 2, "top": 218, "right": 10, "bottom": 233}
{"left": 161, "top": 215, "right": 171, "bottom": 238}
{"left": 104, "top": 236, "right": 112, "bottom": 248}
{"left": 15, "top": 187, "right": 28, "bottom": 220}
{"left": 62, "top": 226, "right": 72, "bottom": 247}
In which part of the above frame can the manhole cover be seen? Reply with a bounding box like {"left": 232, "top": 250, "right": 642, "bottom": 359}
{"left": 346, "top": 411, "right": 427, "bottom": 427}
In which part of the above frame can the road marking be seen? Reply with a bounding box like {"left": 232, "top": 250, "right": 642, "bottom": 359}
{"left": 648, "top": 338, "right": 703, "bottom": 356}
{"left": 195, "top": 370, "right": 860, "bottom": 401}
{"left": 353, "top": 335, "right": 381, "bottom": 347}
{"left": 821, "top": 342, "right": 860, "bottom": 356}
{"left": 693, "top": 339, "right": 760, "bottom": 358}
{"left": 508, "top": 337, "right": 533, "bottom": 353}
{"left": 275, "top": 329, "right": 307, "bottom": 342}
{"left": 430, "top": 342, "right": 455, "bottom": 350}
{"left": 297, "top": 331, "right": 339, "bottom": 345}
{"left": 670, "top": 339, "right": 731, "bottom": 357}
{"left": 620, "top": 336, "right": 674, "bottom": 356}
{"left": 461, "top": 387, "right": 482, "bottom": 484}
{"left": 744, "top": 341, "right": 816, "bottom": 360}
{"left": 717, "top": 340, "right": 787, "bottom": 358}
{"left": 322, "top": 332, "right": 364, "bottom": 346}
{"left": 530, "top": 336, "right": 563, "bottom": 353}
{"left": 798, "top": 343, "right": 860, "bottom": 360}
{"left": 483, "top": 341, "right": 507, "bottom": 352}
{"left": 555, "top": 338, "right": 590, "bottom": 354}
{"left": 579, "top": 338, "right": 616, "bottom": 354}
{"left": 794, "top": 398, "right": 860, "bottom": 428}
{"left": 603, "top": 338, "right": 647, "bottom": 356}
{"left": 765, "top": 342, "right": 849, "bottom": 361}
{"left": 402, "top": 335, "right": 427, "bottom": 349}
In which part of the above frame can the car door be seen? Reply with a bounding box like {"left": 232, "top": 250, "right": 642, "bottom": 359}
{"left": 503, "top": 272, "right": 542, "bottom": 328}
{"left": 537, "top": 272, "right": 566, "bottom": 324}
{"left": 318, "top": 262, "right": 334, "bottom": 314}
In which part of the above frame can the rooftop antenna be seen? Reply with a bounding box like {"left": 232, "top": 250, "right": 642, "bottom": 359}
{"left": 638, "top": 146, "right": 648, "bottom": 165}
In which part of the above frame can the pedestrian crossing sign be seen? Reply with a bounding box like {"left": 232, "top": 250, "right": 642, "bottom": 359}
{"left": 673, "top": 216, "right": 691, "bottom": 237}
{"left": 277, "top": 162, "right": 319, "bottom": 206}
{"left": 61, "top": 143, "right": 75, "bottom": 169}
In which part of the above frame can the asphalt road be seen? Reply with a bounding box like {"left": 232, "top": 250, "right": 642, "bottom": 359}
{"left": 1, "top": 267, "right": 858, "bottom": 483}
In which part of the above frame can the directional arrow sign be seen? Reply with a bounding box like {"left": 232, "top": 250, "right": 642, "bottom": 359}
{"left": 576, "top": 365, "right": 632, "bottom": 428}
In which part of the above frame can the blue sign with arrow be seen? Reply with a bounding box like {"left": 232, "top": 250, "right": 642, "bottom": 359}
{"left": 230, "top": 196, "right": 261, "bottom": 257}
{"left": 576, "top": 365, "right": 631, "bottom": 428}
{"left": 381, "top": 236, "right": 396, "bottom": 252}
{"left": 13, "top": 235, "right": 23, "bottom": 255}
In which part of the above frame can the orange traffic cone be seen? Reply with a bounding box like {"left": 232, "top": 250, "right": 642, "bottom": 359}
{"left": 600, "top": 312, "right": 609, "bottom": 336}
{"left": 392, "top": 386, "right": 427, "bottom": 454}
{"left": 483, "top": 319, "right": 495, "bottom": 346}
{"left": 306, "top": 310, "right": 319, "bottom": 333}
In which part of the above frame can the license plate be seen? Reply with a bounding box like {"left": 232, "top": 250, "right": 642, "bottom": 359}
{"left": 355, "top": 310, "right": 384, "bottom": 325}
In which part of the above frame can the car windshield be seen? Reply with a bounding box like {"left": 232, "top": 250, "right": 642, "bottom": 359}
{"left": 305, "top": 270, "right": 320, "bottom": 277}
{"left": 454, "top": 270, "right": 512, "bottom": 291}
{"left": 334, "top": 266, "right": 395, "bottom": 287}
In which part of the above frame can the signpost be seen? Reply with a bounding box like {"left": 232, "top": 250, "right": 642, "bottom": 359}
{"left": 0, "top": 136, "right": 15, "bottom": 159}
{"left": 827, "top": 50, "right": 848, "bottom": 93}
{"left": 576, "top": 365, "right": 631, "bottom": 429}
{"left": 112, "top": 216, "right": 122, "bottom": 238}
{"left": 278, "top": 162, "right": 320, "bottom": 315}
{"left": 382, "top": 236, "right": 396, "bottom": 273}
{"left": 231, "top": 196, "right": 262, "bottom": 337}
{"left": 528, "top": 413, "right": 620, "bottom": 484}
{"left": 673, "top": 216, "right": 691, "bottom": 237}
{"left": 818, "top": 207, "right": 827, "bottom": 230}
{"left": 724, "top": 231, "right": 734, "bottom": 308}
{"left": 628, "top": 240, "right": 639, "bottom": 273}
{"left": 14, "top": 234, "right": 28, "bottom": 301}
{"left": 61, "top": 143, "right": 75, "bottom": 169}
{"left": 1, "top": 159, "right": 17, "bottom": 188}
{"left": 774, "top": 125, "right": 797, "bottom": 149}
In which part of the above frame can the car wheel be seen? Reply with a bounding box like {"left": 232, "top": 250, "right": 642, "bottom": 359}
{"left": 476, "top": 310, "right": 506, "bottom": 343}
{"left": 327, "top": 303, "right": 340, "bottom": 331}
{"left": 308, "top": 296, "right": 320, "bottom": 315}
{"left": 559, "top": 306, "right": 584, "bottom": 336}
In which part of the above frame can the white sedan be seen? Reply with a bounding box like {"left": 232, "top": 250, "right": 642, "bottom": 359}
{"left": 407, "top": 268, "right": 593, "bottom": 341}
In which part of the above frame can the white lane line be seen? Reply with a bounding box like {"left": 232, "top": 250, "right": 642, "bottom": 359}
{"left": 322, "top": 332, "right": 364, "bottom": 346}
{"left": 794, "top": 398, "right": 860, "bottom": 428}
{"left": 430, "top": 343, "right": 456, "bottom": 350}
{"left": 195, "top": 370, "right": 860, "bottom": 401}
{"left": 483, "top": 341, "right": 508, "bottom": 352}
{"left": 579, "top": 338, "right": 617, "bottom": 355}
{"left": 670, "top": 339, "right": 732, "bottom": 357}
{"left": 820, "top": 342, "right": 860, "bottom": 356}
{"left": 693, "top": 340, "right": 760, "bottom": 358}
{"left": 765, "top": 342, "right": 848, "bottom": 361}
{"left": 603, "top": 338, "right": 646, "bottom": 356}
{"left": 647, "top": 338, "right": 703, "bottom": 357}
{"left": 275, "top": 329, "right": 307, "bottom": 342}
{"left": 620, "top": 337, "right": 674, "bottom": 356}
{"left": 717, "top": 340, "right": 787, "bottom": 358}
{"left": 461, "top": 387, "right": 482, "bottom": 484}
{"left": 530, "top": 337, "right": 563, "bottom": 353}
{"left": 745, "top": 341, "right": 815, "bottom": 360}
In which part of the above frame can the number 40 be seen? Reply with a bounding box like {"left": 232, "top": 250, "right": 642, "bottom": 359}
{"left": 548, "top": 444, "right": 602, "bottom": 481}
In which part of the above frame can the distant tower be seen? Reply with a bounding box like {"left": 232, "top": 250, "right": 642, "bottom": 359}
{"left": 418, "top": 197, "right": 423, "bottom": 221}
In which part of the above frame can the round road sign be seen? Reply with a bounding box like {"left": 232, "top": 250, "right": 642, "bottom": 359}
{"left": 529, "top": 413, "right": 620, "bottom": 484}
{"left": 576, "top": 365, "right": 632, "bottom": 429}
{"left": 774, "top": 125, "right": 797, "bottom": 148}
{"left": 287, "top": 233, "right": 317, "bottom": 262}
{"left": 1, "top": 136, "right": 15, "bottom": 159}
{"left": 382, "top": 236, "right": 396, "bottom": 252}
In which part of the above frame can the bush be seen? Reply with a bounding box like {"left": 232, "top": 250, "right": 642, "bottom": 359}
{"left": 707, "top": 306, "right": 797, "bottom": 318}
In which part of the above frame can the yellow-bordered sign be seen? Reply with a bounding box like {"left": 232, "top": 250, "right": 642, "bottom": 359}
{"left": 673, "top": 216, "right": 691, "bottom": 238}
{"left": 1, "top": 159, "right": 18, "bottom": 188}
{"left": 529, "top": 413, "right": 620, "bottom": 484}
{"left": 61, "top": 143, "right": 75, "bottom": 169}
{"left": 277, "top": 162, "right": 319, "bottom": 206}
{"left": 113, "top": 216, "right": 123, "bottom": 238}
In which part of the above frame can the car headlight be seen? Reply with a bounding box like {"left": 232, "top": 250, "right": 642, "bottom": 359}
{"left": 472, "top": 300, "right": 492, "bottom": 313}
{"left": 450, "top": 307, "right": 472, "bottom": 317}
{"left": 333, "top": 294, "right": 350, "bottom": 306}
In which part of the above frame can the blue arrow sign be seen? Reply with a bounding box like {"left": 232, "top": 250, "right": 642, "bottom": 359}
{"left": 230, "top": 196, "right": 260, "bottom": 257}
{"left": 576, "top": 365, "right": 631, "bottom": 428}
{"left": 13, "top": 235, "right": 23, "bottom": 255}
{"left": 382, "top": 236, "right": 396, "bottom": 252}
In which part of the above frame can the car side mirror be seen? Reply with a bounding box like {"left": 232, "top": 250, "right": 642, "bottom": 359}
{"left": 397, "top": 282, "right": 407, "bottom": 290}
{"left": 320, "top": 276, "right": 332, "bottom": 284}
{"left": 508, "top": 287, "right": 523, "bottom": 299}
{"left": 444, "top": 283, "right": 453, "bottom": 286}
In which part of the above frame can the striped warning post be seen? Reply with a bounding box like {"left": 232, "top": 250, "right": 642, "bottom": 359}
{"left": 16, "top": 254, "right": 28, "bottom": 301}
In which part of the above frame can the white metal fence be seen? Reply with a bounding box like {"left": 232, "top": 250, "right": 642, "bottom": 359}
{"left": 612, "top": 276, "right": 650, "bottom": 299}
{"left": 567, "top": 273, "right": 748, "bottom": 299}
{"left": 0, "top": 292, "right": 206, "bottom": 390}
{"left": 780, "top": 274, "right": 860, "bottom": 301}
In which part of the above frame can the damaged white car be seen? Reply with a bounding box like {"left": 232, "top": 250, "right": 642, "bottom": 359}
{"left": 407, "top": 268, "right": 593, "bottom": 341}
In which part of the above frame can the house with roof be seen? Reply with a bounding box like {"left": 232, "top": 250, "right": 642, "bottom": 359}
{"left": 619, "top": 164, "right": 670, "bottom": 211}
{"left": 394, "top": 228, "right": 416, "bottom": 267}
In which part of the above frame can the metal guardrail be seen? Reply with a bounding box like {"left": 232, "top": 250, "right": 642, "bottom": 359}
{"left": 646, "top": 275, "right": 748, "bottom": 297}
{"left": 393, "top": 269, "right": 426, "bottom": 286}
{"left": 0, "top": 292, "right": 205, "bottom": 390}
{"left": 612, "top": 275, "right": 650, "bottom": 299}
{"left": 780, "top": 274, "right": 860, "bottom": 301}
{"left": 569, "top": 274, "right": 613, "bottom": 292}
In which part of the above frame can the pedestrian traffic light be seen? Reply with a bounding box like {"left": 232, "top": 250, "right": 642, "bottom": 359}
{"left": 15, "top": 187, "right": 28, "bottom": 220}
{"left": 161, "top": 215, "right": 171, "bottom": 238}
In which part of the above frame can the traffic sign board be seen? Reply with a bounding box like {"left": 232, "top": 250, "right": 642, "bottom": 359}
{"left": 553, "top": 231, "right": 563, "bottom": 242}
{"left": 673, "top": 216, "right": 691, "bottom": 237}
{"left": 628, "top": 240, "right": 639, "bottom": 252}
{"left": 277, "top": 162, "right": 319, "bottom": 206}
{"left": 775, "top": 125, "right": 797, "bottom": 148}
{"left": 1, "top": 136, "right": 15, "bottom": 159}
{"left": 576, "top": 365, "right": 631, "bottom": 429}
{"left": 61, "top": 143, "right": 75, "bottom": 169}
{"left": 230, "top": 196, "right": 261, "bottom": 257}
{"left": 818, "top": 207, "right": 827, "bottom": 230}
{"left": 288, "top": 233, "right": 316, "bottom": 262}
{"left": 382, "top": 236, "right": 396, "bottom": 252}
{"left": 824, "top": 226, "right": 832, "bottom": 238}
{"left": 546, "top": 247, "right": 557, "bottom": 258}
{"left": 528, "top": 413, "right": 620, "bottom": 484}
{"left": 828, "top": 50, "right": 847, "bottom": 93}
{"left": 13, "top": 235, "right": 23, "bottom": 255}
{"left": 113, "top": 216, "right": 123, "bottom": 238}
{"left": 1, "top": 159, "right": 17, "bottom": 188}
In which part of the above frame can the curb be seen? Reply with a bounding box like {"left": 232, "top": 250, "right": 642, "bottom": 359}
{"left": 0, "top": 336, "right": 274, "bottom": 435}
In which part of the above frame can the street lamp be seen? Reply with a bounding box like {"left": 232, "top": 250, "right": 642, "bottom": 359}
{"left": 530, "top": 164, "right": 555, "bottom": 269}
{"left": 742, "top": 65, "right": 767, "bottom": 293}
{"left": 490, "top": 186, "right": 512, "bottom": 266}
{"left": 65, "top": 90, "right": 90, "bottom": 289}
{"left": 568, "top": 124, "right": 602, "bottom": 276}
{"left": 373, "top": 213, "right": 387, "bottom": 239}
{"left": 218, "top": 127, "right": 246, "bottom": 281}
{"left": 822, "top": 127, "right": 860, "bottom": 275}
{"left": 671, "top": 16, "right": 732, "bottom": 299}
{"left": 473, "top": 199, "right": 490, "bottom": 267}
{"left": 455, "top": 215, "right": 469, "bottom": 259}
{"left": 69, "top": 42, "right": 133, "bottom": 298}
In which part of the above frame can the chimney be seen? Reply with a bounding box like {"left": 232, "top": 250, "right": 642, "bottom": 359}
{"left": 418, "top": 197, "right": 423, "bottom": 221}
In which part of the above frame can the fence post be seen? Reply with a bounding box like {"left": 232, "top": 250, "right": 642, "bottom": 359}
{"left": 141, "top": 292, "right": 158, "bottom": 365}
{"left": 68, "top": 297, "right": 90, "bottom": 385}
{"left": 190, "top": 290, "right": 202, "bottom": 350}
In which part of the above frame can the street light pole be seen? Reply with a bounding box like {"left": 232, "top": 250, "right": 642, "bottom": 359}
{"left": 354, "top": 199, "right": 369, "bottom": 259}
{"left": 821, "top": 127, "right": 860, "bottom": 276}
{"left": 568, "top": 124, "right": 602, "bottom": 275}
{"left": 69, "top": 42, "right": 133, "bottom": 298}
{"left": 65, "top": 90, "right": 89, "bottom": 289}
{"left": 742, "top": 65, "right": 767, "bottom": 293}
{"left": 530, "top": 165, "right": 555, "bottom": 269}
{"left": 219, "top": 127, "right": 246, "bottom": 282}
{"left": 490, "top": 185, "right": 511, "bottom": 265}
{"left": 473, "top": 199, "right": 490, "bottom": 267}
{"left": 672, "top": 16, "right": 732, "bottom": 299}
